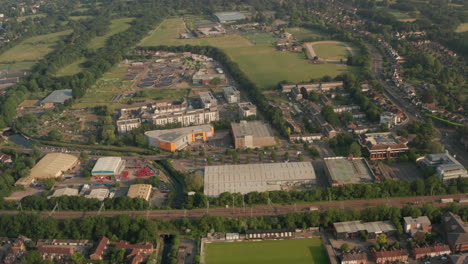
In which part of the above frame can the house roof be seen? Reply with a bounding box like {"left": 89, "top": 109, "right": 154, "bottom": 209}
{"left": 341, "top": 252, "right": 367, "bottom": 261}
{"left": 90, "top": 237, "right": 109, "bottom": 259}
{"left": 374, "top": 249, "right": 408, "bottom": 258}
{"left": 214, "top": 12, "right": 246, "bottom": 22}
{"left": 403, "top": 216, "right": 431, "bottom": 227}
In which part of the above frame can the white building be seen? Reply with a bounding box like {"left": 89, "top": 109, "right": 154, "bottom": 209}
{"left": 380, "top": 112, "right": 399, "bottom": 128}
{"left": 199, "top": 91, "right": 217, "bottom": 109}
{"left": 421, "top": 152, "right": 468, "bottom": 181}
{"left": 152, "top": 107, "right": 219, "bottom": 127}
{"left": 223, "top": 86, "right": 240, "bottom": 103}
{"left": 91, "top": 157, "right": 126, "bottom": 177}
{"left": 238, "top": 102, "right": 257, "bottom": 117}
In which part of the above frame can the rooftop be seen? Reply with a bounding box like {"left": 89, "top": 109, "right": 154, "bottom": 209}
{"left": 360, "top": 132, "right": 408, "bottom": 150}
{"left": 204, "top": 162, "right": 316, "bottom": 196}
{"left": 223, "top": 86, "right": 240, "bottom": 95}
{"left": 50, "top": 188, "right": 79, "bottom": 197}
{"left": 231, "top": 121, "right": 274, "bottom": 139}
{"left": 85, "top": 189, "right": 109, "bottom": 201}
{"left": 423, "top": 152, "right": 467, "bottom": 172}
{"left": 145, "top": 125, "right": 213, "bottom": 143}
{"left": 127, "top": 184, "right": 152, "bottom": 200}
{"left": 324, "top": 157, "right": 374, "bottom": 185}
{"left": 41, "top": 89, "right": 73, "bottom": 104}
{"left": 403, "top": 216, "right": 431, "bottom": 226}
{"left": 334, "top": 220, "right": 396, "bottom": 234}
{"left": 92, "top": 157, "right": 124, "bottom": 174}
{"left": 214, "top": 11, "right": 246, "bottom": 22}
{"left": 29, "top": 153, "right": 78, "bottom": 179}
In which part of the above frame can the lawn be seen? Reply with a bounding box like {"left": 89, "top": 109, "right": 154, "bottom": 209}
{"left": 455, "top": 23, "right": 468, "bottom": 33}
{"left": 135, "top": 88, "right": 191, "bottom": 100}
{"left": 88, "top": 17, "right": 135, "bottom": 49}
{"left": 313, "top": 42, "right": 351, "bottom": 61}
{"left": 140, "top": 18, "right": 354, "bottom": 90}
{"left": 205, "top": 238, "right": 329, "bottom": 264}
{"left": 286, "top": 27, "right": 327, "bottom": 41}
{"left": 242, "top": 32, "right": 277, "bottom": 45}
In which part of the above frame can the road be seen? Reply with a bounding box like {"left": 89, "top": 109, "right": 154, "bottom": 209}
{"left": 1, "top": 193, "right": 465, "bottom": 220}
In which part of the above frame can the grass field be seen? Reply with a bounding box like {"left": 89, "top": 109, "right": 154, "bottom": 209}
{"left": 0, "top": 30, "right": 72, "bottom": 71}
{"left": 286, "top": 27, "right": 327, "bottom": 41}
{"left": 55, "top": 58, "right": 86, "bottom": 77}
{"left": 205, "top": 238, "right": 329, "bottom": 264}
{"left": 313, "top": 42, "right": 351, "bottom": 61}
{"left": 456, "top": 23, "right": 468, "bottom": 33}
{"left": 140, "top": 18, "right": 354, "bottom": 90}
{"left": 88, "top": 17, "right": 134, "bottom": 49}
{"left": 242, "top": 32, "right": 277, "bottom": 44}
{"left": 379, "top": 7, "right": 417, "bottom": 22}
{"left": 136, "top": 88, "right": 191, "bottom": 100}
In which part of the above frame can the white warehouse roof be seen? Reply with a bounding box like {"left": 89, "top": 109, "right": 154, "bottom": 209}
{"left": 92, "top": 157, "right": 125, "bottom": 175}
{"left": 204, "top": 162, "right": 316, "bottom": 196}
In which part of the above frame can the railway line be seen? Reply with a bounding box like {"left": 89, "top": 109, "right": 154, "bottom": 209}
{"left": 1, "top": 193, "right": 465, "bottom": 220}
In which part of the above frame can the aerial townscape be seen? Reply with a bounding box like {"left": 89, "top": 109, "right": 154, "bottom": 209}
{"left": 0, "top": 0, "right": 468, "bottom": 263}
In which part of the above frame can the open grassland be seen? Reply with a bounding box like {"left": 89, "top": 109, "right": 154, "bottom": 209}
{"left": 88, "top": 17, "right": 135, "bottom": 49}
{"left": 55, "top": 58, "right": 86, "bottom": 77}
{"left": 0, "top": 30, "right": 72, "bottom": 71}
{"left": 140, "top": 18, "right": 354, "bottom": 89}
{"left": 17, "top": 13, "right": 46, "bottom": 22}
{"left": 456, "top": 23, "right": 468, "bottom": 33}
{"left": 205, "top": 238, "right": 329, "bottom": 264}
{"left": 312, "top": 41, "right": 352, "bottom": 61}
{"left": 242, "top": 32, "right": 277, "bottom": 44}
{"left": 379, "top": 7, "right": 417, "bottom": 22}
{"left": 286, "top": 27, "right": 327, "bottom": 41}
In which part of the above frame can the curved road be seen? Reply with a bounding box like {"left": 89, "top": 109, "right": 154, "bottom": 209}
{"left": 1, "top": 193, "right": 465, "bottom": 220}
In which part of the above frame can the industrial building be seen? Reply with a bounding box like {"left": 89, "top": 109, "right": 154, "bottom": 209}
{"left": 231, "top": 120, "right": 276, "bottom": 149}
{"left": 214, "top": 12, "right": 246, "bottom": 23}
{"left": 85, "top": 189, "right": 110, "bottom": 201}
{"left": 333, "top": 220, "right": 397, "bottom": 239}
{"left": 29, "top": 153, "right": 79, "bottom": 180}
{"left": 323, "top": 157, "right": 375, "bottom": 187}
{"left": 421, "top": 152, "right": 468, "bottom": 181}
{"left": 199, "top": 91, "right": 217, "bottom": 108}
{"left": 145, "top": 125, "right": 214, "bottom": 152}
{"left": 49, "top": 188, "right": 79, "bottom": 198}
{"left": 15, "top": 176, "right": 35, "bottom": 187}
{"left": 222, "top": 86, "right": 240, "bottom": 103}
{"left": 359, "top": 132, "right": 409, "bottom": 160}
{"left": 40, "top": 89, "right": 73, "bottom": 108}
{"left": 91, "top": 157, "right": 126, "bottom": 177}
{"left": 238, "top": 102, "right": 257, "bottom": 117}
{"left": 127, "top": 184, "right": 152, "bottom": 201}
{"left": 203, "top": 162, "right": 316, "bottom": 197}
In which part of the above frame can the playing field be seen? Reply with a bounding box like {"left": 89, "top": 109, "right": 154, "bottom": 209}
{"left": 55, "top": 58, "right": 86, "bottom": 77}
{"left": 456, "top": 23, "right": 468, "bottom": 33}
{"left": 205, "top": 238, "right": 329, "bottom": 264}
{"left": 242, "top": 32, "right": 277, "bottom": 44}
{"left": 286, "top": 27, "right": 327, "bottom": 41}
{"left": 0, "top": 30, "right": 72, "bottom": 71}
{"left": 88, "top": 17, "right": 135, "bottom": 49}
{"left": 312, "top": 41, "right": 353, "bottom": 61}
{"left": 140, "top": 18, "right": 354, "bottom": 90}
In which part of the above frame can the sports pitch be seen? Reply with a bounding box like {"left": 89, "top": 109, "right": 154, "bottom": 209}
{"left": 139, "top": 18, "right": 355, "bottom": 90}
{"left": 205, "top": 238, "right": 329, "bottom": 264}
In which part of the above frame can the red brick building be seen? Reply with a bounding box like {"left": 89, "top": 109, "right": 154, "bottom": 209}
{"left": 442, "top": 212, "right": 468, "bottom": 253}
{"left": 373, "top": 249, "right": 408, "bottom": 264}
{"left": 359, "top": 133, "right": 408, "bottom": 160}
{"left": 90, "top": 237, "right": 109, "bottom": 260}
{"left": 413, "top": 244, "right": 451, "bottom": 259}
{"left": 341, "top": 252, "right": 368, "bottom": 264}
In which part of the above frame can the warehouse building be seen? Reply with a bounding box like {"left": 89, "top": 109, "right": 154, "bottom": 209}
{"left": 421, "top": 152, "right": 468, "bottom": 181}
{"left": 145, "top": 125, "right": 214, "bottom": 152}
{"left": 91, "top": 157, "right": 126, "bottom": 177}
{"left": 359, "top": 132, "right": 408, "bottom": 160}
{"left": 231, "top": 120, "right": 276, "bottom": 149}
{"left": 29, "top": 153, "right": 79, "bottom": 180}
{"left": 40, "top": 89, "right": 73, "bottom": 108}
{"left": 223, "top": 86, "right": 240, "bottom": 103}
{"left": 49, "top": 188, "right": 79, "bottom": 198}
{"left": 333, "top": 220, "right": 397, "bottom": 239}
{"left": 214, "top": 12, "right": 246, "bottom": 23}
{"left": 324, "top": 156, "right": 375, "bottom": 187}
{"left": 85, "top": 189, "right": 110, "bottom": 201}
{"left": 127, "top": 184, "right": 152, "bottom": 201}
{"left": 204, "top": 162, "right": 316, "bottom": 197}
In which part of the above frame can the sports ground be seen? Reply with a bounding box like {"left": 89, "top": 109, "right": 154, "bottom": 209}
{"left": 139, "top": 18, "right": 355, "bottom": 90}
{"left": 205, "top": 238, "right": 329, "bottom": 264}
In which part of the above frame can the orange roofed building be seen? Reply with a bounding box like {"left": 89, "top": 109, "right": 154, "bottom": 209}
{"left": 145, "top": 125, "right": 214, "bottom": 152}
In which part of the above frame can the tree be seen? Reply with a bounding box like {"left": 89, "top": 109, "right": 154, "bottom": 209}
{"left": 414, "top": 231, "right": 426, "bottom": 245}
{"left": 349, "top": 142, "right": 362, "bottom": 157}
{"left": 22, "top": 250, "right": 42, "bottom": 264}
{"left": 340, "top": 243, "right": 350, "bottom": 252}
{"left": 43, "top": 179, "right": 55, "bottom": 191}
{"left": 47, "top": 129, "right": 63, "bottom": 141}
{"left": 71, "top": 252, "right": 86, "bottom": 264}
{"left": 186, "top": 172, "right": 203, "bottom": 192}
{"left": 209, "top": 77, "right": 222, "bottom": 86}
{"left": 377, "top": 234, "right": 388, "bottom": 247}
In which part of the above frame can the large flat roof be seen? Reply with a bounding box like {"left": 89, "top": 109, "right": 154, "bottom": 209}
{"left": 145, "top": 125, "right": 213, "bottom": 143}
{"left": 30, "top": 153, "right": 79, "bottom": 179}
{"left": 324, "top": 157, "right": 374, "bottom": 185}
{"left": 231, "top": 121, "right": 273, "bottom": 139}
{"left": 41, "top": 89, "right": 73, "bottom": 104}
{"left": 92, "top": 157, "right": 124, "bottom": 174}
{"left": 127, "top": 184, "right": 152, "bottom": 201}
{"left": 204, "top": 162, "right": 316, "bottom": 196}
{"left": 214, "top": 12, "right": 246, "bottom": 22}
{"left": 334, "top": 220, "right": 396, "bottom": 234}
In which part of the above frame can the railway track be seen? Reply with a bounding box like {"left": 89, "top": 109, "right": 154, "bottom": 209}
{"left": 1, "top": 193, "right": 465, "bottom": 220}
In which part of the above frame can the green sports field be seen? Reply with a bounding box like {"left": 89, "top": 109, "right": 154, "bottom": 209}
{"left": 286, "top": 27, "right": 327, "bottom": 41}
{"left": 140, "top": 18, "right": 354, "bottom": 90}
{"left": 205, "top": 238, "right": 329, "bottom": 264}
{"left": 88, "top": 17, "right": 135, "bottom": 49}
{"left": 313, "top": 42, "right": 352, "bottom": 61}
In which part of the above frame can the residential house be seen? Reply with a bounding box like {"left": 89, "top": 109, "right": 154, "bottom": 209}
{"left": 373, "top": 249, "right": 408, "bottom": 264}
{"left": 442, "top": 212, "right": 468, "bottom": 252}
{"left": 403, "top": 216, "right": 432, "bottom": 234}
